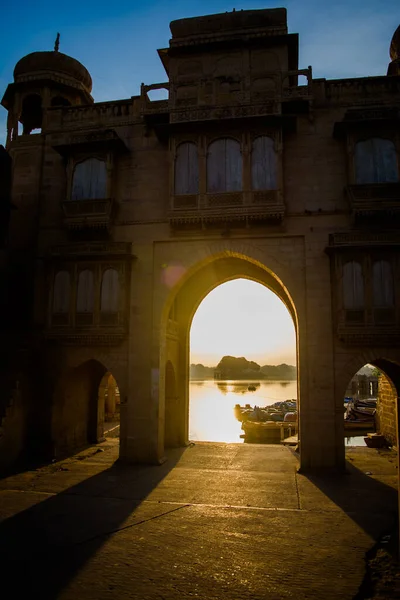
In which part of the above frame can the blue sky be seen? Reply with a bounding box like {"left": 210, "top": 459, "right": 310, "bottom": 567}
{"left": 0, "top": 0, "right": 398, "bottom": 142}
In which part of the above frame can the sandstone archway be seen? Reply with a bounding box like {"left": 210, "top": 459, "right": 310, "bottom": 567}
{"left": 51, "top": 359, "right": 120, "bottom": 458}
{"left": 159, "top": 253, "right": 300, "bottom": 456}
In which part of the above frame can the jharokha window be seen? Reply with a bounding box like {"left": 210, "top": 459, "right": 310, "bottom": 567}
{"left": 355, "top": 138, "right": 398, "bottom": 184}
{"left": 251, "top": 136, "right": 277, "bottom": 190}
{"left": 175, "top": 142, "right": 199, "bottom": 195}
{"left": 343, "top": 261, "right": 364, "bottom": 309}
{"left": 71, "top": 158, "right": 107, "bottom": 200}
{"left": 100, "top": 269, "right": 119, "bottom": 314}
{"left": 373, "top": 260, "right": 394, "bottom": 307}
{"left": 207, "top": 138, "right": 242, "bottom": 192}
{"left": 76, "top": 270, "right": 94, "bottom": 313}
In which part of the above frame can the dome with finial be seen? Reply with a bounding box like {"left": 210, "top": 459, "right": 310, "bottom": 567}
{"left": 388, "top": 24, "right": 400, "bottom": 76}
{"left": 13, "top": 34, "right": 92, "bottom": 94}
{"left": 390, "top": 24, "right": 400, "bottom": 61}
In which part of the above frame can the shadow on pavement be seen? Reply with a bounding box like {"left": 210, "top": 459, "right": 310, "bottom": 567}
{"left": 302, "top": 459, "right": 398, "bottom": 542}
{"left": 0, "top": 446, "right": 187, "bottom": 599}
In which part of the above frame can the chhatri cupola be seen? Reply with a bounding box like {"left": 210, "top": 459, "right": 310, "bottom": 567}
{"left": 387, "top": 24, "right": 400, "bottom": 75}
{"left": 1, "top": 34, "right": 93, "bottom": 145}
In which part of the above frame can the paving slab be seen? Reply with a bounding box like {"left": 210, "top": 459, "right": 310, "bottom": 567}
{"left": 0, "top": 440, "right": 397, "bottom": 599}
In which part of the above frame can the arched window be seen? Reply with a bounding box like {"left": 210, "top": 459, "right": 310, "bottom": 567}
{"left": 373, "top": 260, "right": 394, "bottom": 307}
{"left": 21, "top": 94, "right": 43, "bottom": 134}
{"left": 101, "top": 269, "right": 119, "bottom": 313}
{"left": 251, "top": 136, "right": 277, "bottom": 190}
{"left": 71, "top": 158, "right": 107, "bottom": 200}
{"left": 355, "top": 138, "right": 398, "bottom": 184}
{"left": 207, "top": 138, "right": 242, "bottom": 192}
{"left": 343, "top": 261, "right": 364, "bottom": 309}
{"left": 175, "top": 142, "right": 199, "bottom": 195}
{"left": 53, "top": 271, "right": 70, "bottom": 313}
{"left": 76, "top": 270, "right": 94, "bottom": 313}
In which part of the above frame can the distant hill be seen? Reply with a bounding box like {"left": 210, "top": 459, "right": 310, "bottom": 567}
{"left": 260, "top": 363, "right": 296, "bottom": 380}
{"left": 189, "top": 356, "right": 296, "bottom": 380}
{"left": 190, "top": 364, "right": 215, "bottom": 379}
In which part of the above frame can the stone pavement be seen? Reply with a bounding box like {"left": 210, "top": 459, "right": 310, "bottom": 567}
{"left": 0, "top": 440, "right": 397, "bottom": 600}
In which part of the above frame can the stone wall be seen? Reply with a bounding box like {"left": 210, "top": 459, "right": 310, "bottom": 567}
{"left": 376, "top": 373, "right": 398, "bottom": 447}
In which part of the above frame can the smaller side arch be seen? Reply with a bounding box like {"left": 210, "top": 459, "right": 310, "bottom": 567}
{"left": 20, "top": 94, "right": 43, "bottom": 134}
{"left": 51, "top": 359, "right": 122, "bottom": 457}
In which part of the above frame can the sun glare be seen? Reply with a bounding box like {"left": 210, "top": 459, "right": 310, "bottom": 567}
{"left": 190, "top": 278, "right": 296, "bottom": 367}
{"left": 189, "top": 278, "right": 297, "bottom": 443}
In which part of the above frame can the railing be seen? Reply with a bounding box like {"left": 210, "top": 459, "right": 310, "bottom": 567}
{"left": 141, "top": 68, "right": 313, "bottom": 122}
{"left": 337, "top": 308, "right": 400, "bottom": 345}
{"left": 62, "top": 199, "right": 113, "bottom": 216}
{"left": 61, "top": 198, "right": 115, "bottom": 230}
{"left": 346, "top": 183, "right": 400, "bottom": 215}
{"left": 49, "top": 242, "right": 132, "bottom": 257}
{"left": 326, "top": 76, "right": 400, "bottom": 103}
{"left": 169, "top": 190, "right": 284, "bottom": 224}
{"left": 329, "top": 231, "right": 400, "bottom": 247}
{"left": 46, "top": 99, "right": 134, "bottom": 130}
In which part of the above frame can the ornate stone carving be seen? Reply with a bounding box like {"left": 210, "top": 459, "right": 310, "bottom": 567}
{"left": 337, "top": 327, "right": 400, "bottom": 346}
{"left": 48, "top": 242, "right": 133, "bottom": 257}
{"left": 61, "top": 198, "right": 115, "bottom": 230}
{"left": 346, "top": 183, "right": 400, "bottom": 216}
{"left": 328, "top": 231, "right": 400, "bottom": 248}
{"left": 169, "top": 102, "right": 278, "bottom": 123}
{"left": 172, "top": 194, "right": 199, "bottom": 209}
{"left": 44, "top": 332, "right": 126, "bottom": 346}
{"left": 206, "top": 192, "right": 243, "bottom": 207}
{"left": 167, "top": 319, "right": 179, "bottom": 339}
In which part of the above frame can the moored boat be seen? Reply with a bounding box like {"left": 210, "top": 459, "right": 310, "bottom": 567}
{"left": 344, "top": 419, "right": 375, "bottom": 431}
{"left": 241, "top": 420, "right": 297, "bottom": 443}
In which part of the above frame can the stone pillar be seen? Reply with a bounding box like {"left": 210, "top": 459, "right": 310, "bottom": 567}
{"left": 106, "top": 376, "right": 117, "bottom": 417}
{"left": 299, "top": 232, "right": 342, "bottom": 472}
{"left": 120, "top": 243, "right": 164, "bottom": 464}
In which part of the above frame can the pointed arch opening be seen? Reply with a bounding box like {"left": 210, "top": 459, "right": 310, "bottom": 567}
{"left": 51, "top": 359, "right": 121, "bottom": 458}
{"left": 189, "top": 278, "right": 297, "bottom": 443}
{"left": 160, "top": 253, "right": 299, "bottom": 454}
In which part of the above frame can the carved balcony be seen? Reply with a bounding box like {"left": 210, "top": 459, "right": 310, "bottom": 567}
{"left": 337, "top": 309, "right": 400, "bottom": 346}
{"left": 46, "top": 309, "right": 126, "bottom": 345}
{"left": 327, "top": 231, "right": 400, "bottom": 250}
{"left": 141, "top": 68, "right": 313, "bottom": 126}
{"left": 169, "top": 190, "right": 284, "bottom": 226}
{"left": 346, "top": 183, "right": 400, "bottom": 218}
{"left": 61, "top": 198, "right": 115, "bottom": 231}
{"left": 46, "top": 100, "right": 134, "bottom": 132}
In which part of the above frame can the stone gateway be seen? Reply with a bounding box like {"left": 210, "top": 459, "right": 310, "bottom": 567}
{"left": 0, "top": 10, "right": 400, "bottom": 474}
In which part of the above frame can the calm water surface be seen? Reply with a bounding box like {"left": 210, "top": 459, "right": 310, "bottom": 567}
{"left": 189, "top": 379, "right": 297, "bottom": 443}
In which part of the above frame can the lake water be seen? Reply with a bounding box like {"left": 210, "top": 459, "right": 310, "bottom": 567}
{"left": 189, "top": 379, "right": 297, "bottom": 443}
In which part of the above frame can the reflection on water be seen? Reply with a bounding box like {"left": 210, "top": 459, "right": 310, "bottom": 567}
{"left": 216, "top": 381, "right": 261, "bottom": 395}
{"left": 345, "top": 436, "right": 367, "bottom": 447}
{"left": 189, "top": 379, "right": 297, "bottom": 443}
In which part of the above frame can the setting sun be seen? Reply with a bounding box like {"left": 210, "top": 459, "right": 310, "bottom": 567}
{"left": 190, "top": 278, "right": 296, "bottom": 367}
{"left": 189, "top": 278, "right": 297, "bottom": 443}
